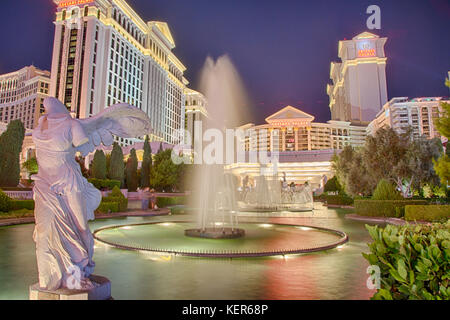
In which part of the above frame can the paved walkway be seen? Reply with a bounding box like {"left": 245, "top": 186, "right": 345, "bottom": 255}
{"left": 0, "top": 208, "right": 170, "bottom": 227}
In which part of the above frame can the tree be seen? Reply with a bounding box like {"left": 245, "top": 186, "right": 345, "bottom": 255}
{"left": 433, "top": 78, "right": 450, "bottom": 186}
{"left": 434, "top": 154, "right": 450, "bottom": 186}
{"left": 346, "top": 148, "right": 376, "bottom": 196}
{"left": 91, "top": 149, "right": 107, "bottom": 180}
{"left": 22, "top": 157, "right": 38, "bottom": 178}
{"left": 109, "top": 142, "right": 125, "bottom": 186}
{"left": 140, "top": 136, "right": 152, "bottom": 188}
{"left": 151, "top": 149, "right": 179, "bottom": 192}
{"left": 323, "top": 176, "right": 342, "bottom": 194}
{"left": 332, "top": 127, "right": 441, "bottom": 197}
{"left": 332, "top": 146, "right": 375, "bottom": 197}
{"left": 372, "top": 179, "right": 403, "bottom": 200}
{"left": 0, "top": 120, "right": 25, "bottom": 187}
{"left": 363, "top": 127, "right": 441, "bottom": 197}
{"left": 331, "top": 146, "right": 355, "bottom": 192}
{"left": 75, "top": 156, "right": 90, "bottom": 179}
{"left": 126, "top": 148, "right": 138, "bottom": 191}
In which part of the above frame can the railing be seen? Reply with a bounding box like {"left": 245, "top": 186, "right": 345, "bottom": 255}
{"left": 4, "top": 191, "right": 34, "bottom": 200}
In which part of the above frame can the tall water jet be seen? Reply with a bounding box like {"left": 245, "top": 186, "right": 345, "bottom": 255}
{"left": 185, "top": 55, "right": 249, "bottom": 239}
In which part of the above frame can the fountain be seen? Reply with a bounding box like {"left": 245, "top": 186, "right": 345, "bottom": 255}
{"left": 185, "top": 56, "right": 249, "bottom": 239}
{"left": 239, "top": 171, "right": 314, "bottom": 212}
{"left": 92, "top": 55, "right": 349, "bottom": 258}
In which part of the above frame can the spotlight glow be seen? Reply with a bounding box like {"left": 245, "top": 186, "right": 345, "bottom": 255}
{"left": 259, "top": 224, "right": 273, "bottom": 228}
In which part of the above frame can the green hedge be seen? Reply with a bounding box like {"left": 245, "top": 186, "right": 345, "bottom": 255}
{"left": 102, "top": 196, "right": 127, "bottom": 212}
{"left": 10, "top": 200, "right": 35, "bottom": 210}
{"left": 88, "top": 178, "right": 121, "bottom": 190}
{"left": 405, "top": 205, "right": 450, "bottom": 222}
{"left": 363, "top": 222, "right": 450, "bottom": 300}
{"left": 155, "top": 196, "right": 186, "bottom": 208}
{"left": 0, "top": 189, "right": 12, "bottom": 212}
{"left": 96, "top": 202, "right": 119, "bottom": 214}
{"left": 354, "top": 200, "right": 428, "bottom": 218}
{"left": 325, "top": 194, "right": 354, "bottom": 206}
{"left": 0, "top": 187, "right": 33, "bottom": 191}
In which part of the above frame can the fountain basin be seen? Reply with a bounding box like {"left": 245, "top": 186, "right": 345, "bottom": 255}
{"left": 185, "top": 227, "right": 245, "bottom": 239}
{"left": 93, "top": 221, "right": 348, "bottom": 258}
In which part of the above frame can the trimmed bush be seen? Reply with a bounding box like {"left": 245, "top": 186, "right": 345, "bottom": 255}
{"left": 0, "top": 189, "right": 12, "bottom": 212}
{"left": 10, "top": 199, "right": 35, "bottom": 210}
{"left": 324, "top": 176, "right": 342, "bottom": 193}
{"left": 88, "top": 178, "right": 121, "bottom": 191}
{"left": 96, "top": 202, "right": 119, "bottom": 214}
{"left": 354, "top": 200, "right": 428, "bottom": 218}
{"left": 325, "top": 194, "right": 354, "bottom": 206}
{"left": 102, "top": 186, "right": 128, "bottom": 212}
{"left": 372, "top": 179, "right": 403, "bottom": 200}
{"left": 155, "top": 196, "right": 186, "bottom": 208}
{"left": 363, "top": 222, "right": 450, "bottom": 300}
{"left": 405, "top": 205, "right": 450, "bottom": 222}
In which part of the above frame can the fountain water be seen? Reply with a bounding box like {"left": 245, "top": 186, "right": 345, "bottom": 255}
{"left": 185, "top": 56, "right": 249, "bottom": 239}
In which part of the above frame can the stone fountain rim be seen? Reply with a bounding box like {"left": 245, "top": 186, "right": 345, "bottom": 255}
{"left": 93, "top": 221, "right": 349, "bottom": 258}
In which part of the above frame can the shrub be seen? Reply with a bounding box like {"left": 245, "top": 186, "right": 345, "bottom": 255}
{"left": 155, "top": 196, "right": 186, "bottom": 208}
{"left": 372, "top": 179, "right": 403, "bottom": 200}
{"left": 95, "top": 202, "right": 119, "bottom": 214}
{"left": 354, "top": 200, "right": 428, "bottom": 218}
{"left": 102, "top": 186, "right": 128, "bottom": 212}
{"left": 325, "top": 194, "right": 354, "bottom": 206}
{"left": 405, "top": 205, "right": 450, "bottom": 222}
{"left": 0, "top": 189, "right": 12, "bottom": 212}
{"left": 88, "top": 178, "right": 121, "bottom": 191}
{"left": 324, "top": 176, "right": 342, "bottom": 193}
{"left": 10, "top": 199, "right": 35, "bottom": 210}
{"left": 363, "top": 222, "right": 450, "bottom": 300}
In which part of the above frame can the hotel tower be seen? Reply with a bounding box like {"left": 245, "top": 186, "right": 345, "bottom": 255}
{"left": 327, "top": 32, "right": 388, "bottom": 124}
{"left": 50, "top": 0, "right": 188, "bottom": 145}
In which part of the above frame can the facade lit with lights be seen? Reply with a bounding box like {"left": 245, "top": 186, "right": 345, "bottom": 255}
{"left": 0, "top": 66, "right": 51, "bottom": 129}
{"left": 239, "top": 105, "right": 366, "bottom": 152}
{"left": 184, "top": 88, "right": 207, "bottom": 150}
{"left": 50, "top": 0, "right": 188, "bottom": 145}
{"left": 228, "top": 105, "right": 367, "bottom": 190}
{"left": 327, "top": 32, "right": 388, "bottom": 124}
{"left": 367, "top": 96, "right": 449, "bottom": 140}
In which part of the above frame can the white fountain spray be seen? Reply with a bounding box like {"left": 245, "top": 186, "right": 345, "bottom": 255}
{"left": 185, "top": 55, "right": 249, "bottom": 239}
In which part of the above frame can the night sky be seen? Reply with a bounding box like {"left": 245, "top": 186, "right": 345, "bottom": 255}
{"left": 0, "top": 0, "right": 449, "bottom": 125}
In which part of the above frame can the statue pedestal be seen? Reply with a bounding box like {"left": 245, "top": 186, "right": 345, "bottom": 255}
{"left": 29, "top": 275, "right": 111, "bottom": 300}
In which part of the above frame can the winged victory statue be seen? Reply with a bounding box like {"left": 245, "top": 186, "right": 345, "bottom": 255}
{"left": 32, "top": 97, "right": 151, "bottom": 291}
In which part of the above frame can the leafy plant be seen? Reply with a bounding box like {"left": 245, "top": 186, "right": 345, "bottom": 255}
{"left": 363, "top": 222, "right": 450, "bottom": 300}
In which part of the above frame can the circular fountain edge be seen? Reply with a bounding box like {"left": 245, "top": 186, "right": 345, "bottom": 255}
{"left": 93, "top": 221, "right": 349, "bottom": 258}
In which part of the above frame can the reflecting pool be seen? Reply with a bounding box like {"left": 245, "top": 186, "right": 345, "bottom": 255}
{"left": 0, "top": 203, "right": 379, "bottom": 300}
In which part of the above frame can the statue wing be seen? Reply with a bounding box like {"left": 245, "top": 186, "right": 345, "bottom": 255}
{"left": 75, "top": 103, "right": 151, "bottom": 156}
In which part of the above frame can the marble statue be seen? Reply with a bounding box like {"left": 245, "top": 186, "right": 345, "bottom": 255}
{"left": 32, "top": 97, "right": 150, "bottom": 291}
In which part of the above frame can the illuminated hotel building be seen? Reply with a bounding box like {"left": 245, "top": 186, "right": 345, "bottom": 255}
{"left": 0, "top": 66, "right": 51, "bottom": 129}
{"left": 50, "top": 0, "right": 188, "bottom": 145}
{"left": 327, "top": 32, "right": 388, "bottom": 124}
{"left": 367, "top": 96, "right": 449, "bottom": 139}
{"left": 239, "top": 106, "right": 366, "bottom": 152}
{"left": 184, "top": 88, "right": 207, "bottom": 150}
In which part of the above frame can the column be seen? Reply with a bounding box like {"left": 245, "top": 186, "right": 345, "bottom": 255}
{"left": 307, "top": 127, "right": 312, "bottom": 151}
{"left": 294, "top": 128, "right": 299, "bottom": 151}
{"left": 281, "top": 128, "right": 286, "bottom": 152}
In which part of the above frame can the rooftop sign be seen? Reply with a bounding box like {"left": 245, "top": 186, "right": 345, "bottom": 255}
{"left": 58, "top": 0, "right": 93, "bottom": 8}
